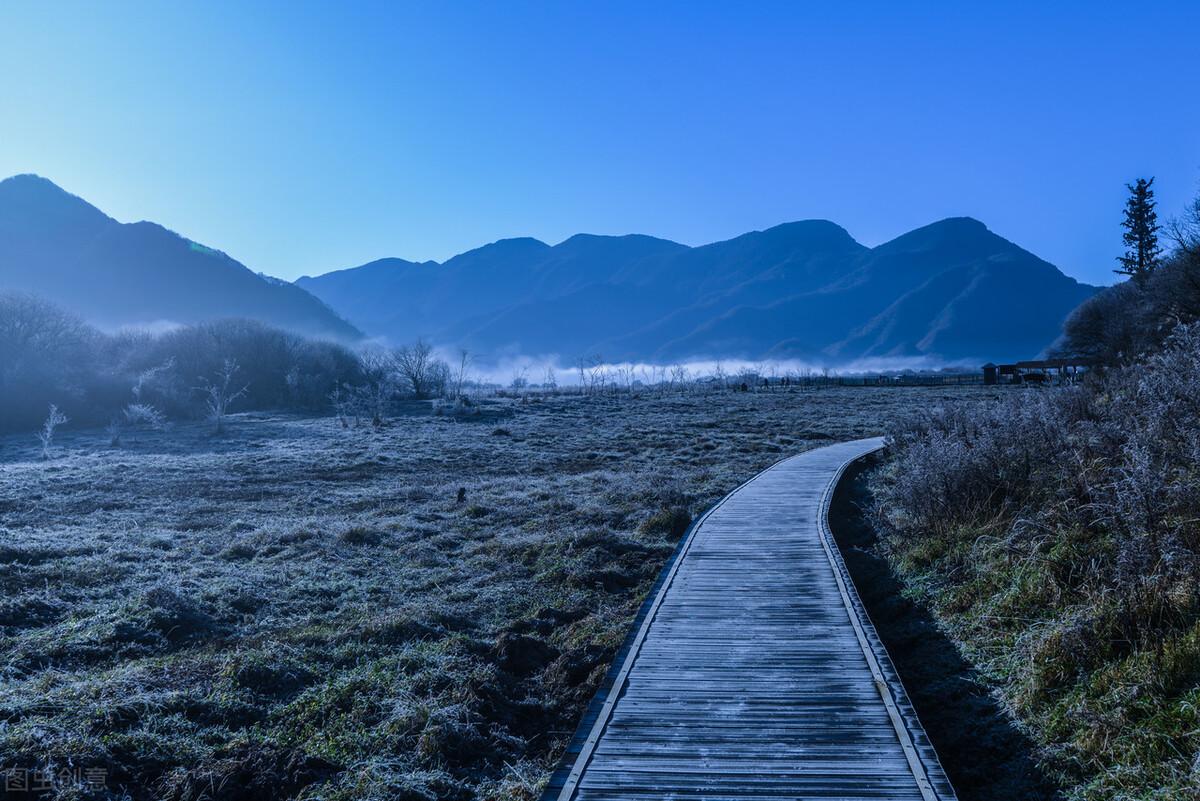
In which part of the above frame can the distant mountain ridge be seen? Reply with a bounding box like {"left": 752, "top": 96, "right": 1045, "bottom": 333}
{"left": 0, "top": 175, "right": 360, "bottom": 339}
{"left": 0, "top": 174, "right": 1096, "bottom": 364}
{"left": 299, "top": 217, "right": 1098, "bottom": 365}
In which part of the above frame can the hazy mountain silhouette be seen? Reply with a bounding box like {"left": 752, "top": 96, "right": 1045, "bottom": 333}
{"left": 0, "top": 174, "right": 1094, "bottom": 363}
{"left": 299, "top": 217, "right": 1097, "bottom": 364}
{"left": 0, "top": 175, "right": 360, "bottom": 339}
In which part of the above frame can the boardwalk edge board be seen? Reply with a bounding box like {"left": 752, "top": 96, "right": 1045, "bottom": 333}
{"left": 540, "top": 439, "right": 959, "bottom": 801}
{"left": 815, "top": 445, "right": 958, "bottom": 801}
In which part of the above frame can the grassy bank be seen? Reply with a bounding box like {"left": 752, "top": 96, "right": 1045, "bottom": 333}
{"left": 830, "top": 457, "right": 1057, "bottom": 801}
{"left": 873, "top": 327, "right": 1200, "bottom": 800}
{"left": 0, "top": 387, "right": 968, "bottom": 800}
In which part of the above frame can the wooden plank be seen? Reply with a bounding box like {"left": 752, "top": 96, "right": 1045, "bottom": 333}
{"left": 544, "top": 438, "right": 958, "bottom": 801}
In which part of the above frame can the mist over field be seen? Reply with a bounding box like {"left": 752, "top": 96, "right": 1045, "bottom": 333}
{"left": 435, "top": 352, "right": 971, "bottom": 388}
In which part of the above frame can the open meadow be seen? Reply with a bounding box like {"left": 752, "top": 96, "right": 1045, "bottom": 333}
{"left": 0, "top": 385, "right": 995, "bottom": 801}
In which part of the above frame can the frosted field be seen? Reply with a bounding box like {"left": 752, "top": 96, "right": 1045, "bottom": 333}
{"left": 0, "top": 386, "right": 991, "bottom": 801}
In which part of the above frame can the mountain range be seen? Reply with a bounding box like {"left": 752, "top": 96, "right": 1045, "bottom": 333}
{"left": 0, "top": 174, "right": 1098, "bottom": 365}
{"left": 299, "top": 218, "right": 1098, "bottom": 365}
{"left": 0, "top": 175, "right": 359, "bottom": 339}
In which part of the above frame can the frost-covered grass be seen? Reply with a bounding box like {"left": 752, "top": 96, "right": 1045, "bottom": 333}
{"left": 0, "top": 387, "right": 978, "bottom": 801}
{"left": 874, "top": 327, "right": 1200, "bottom": 801}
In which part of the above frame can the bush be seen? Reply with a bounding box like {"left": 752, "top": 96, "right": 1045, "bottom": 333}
{"left": 0, "top": 295, "right": 365, "bottom": 433}
{"left": 638, "top": 506, "right": 692, "bottom": 540}
{"left": 875, "top": 324, "right": 1200, "bottom": 799}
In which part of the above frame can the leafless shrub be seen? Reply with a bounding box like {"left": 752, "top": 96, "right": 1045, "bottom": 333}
{"left": 428, "top": 358, "right": 450, "bottom": 399}
{"left": 132, "top": 358, "right": 174, "bottom": 403}
{"left": 198, "top": 359, "right": 249, "bottom": 434}
{"left": 353, "top": 380, "right": 393, "bottom": 429}
{"left": 392, "top": 338, "right": 449, "bottom": 399}
{"left": 669, "top": 364, "right": 689, "bottom": 393}
{"left": 36, "top": 404, "right": 68, "bottom": 459}
{"left": 105, "top": 418, "right": 123, "bottom": 447}
{"left": 453, "top": 349, "right": 472, "bottom": 399}
{"left": 1166, "top": 191, "right": 1200, "bottom": 257}
{"left": 881, "top": 322, "right": 1200, "bottom": 656}
{"left": 124, "top": 403, "right": 166, "bottom": 429}
{"left": 329, "top": 384, "right": 353, "bottom": 428}
{"left": 574, "top": 354, "right": 606, "bottom": 395}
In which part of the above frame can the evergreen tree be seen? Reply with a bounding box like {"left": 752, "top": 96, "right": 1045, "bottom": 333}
{"left": 1115, "top": 177, "right": 1161, "bottom": 286}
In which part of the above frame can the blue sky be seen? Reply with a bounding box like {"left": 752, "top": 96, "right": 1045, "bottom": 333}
{"left": 2, "top": 1, "right": 1197, "bottom": 284}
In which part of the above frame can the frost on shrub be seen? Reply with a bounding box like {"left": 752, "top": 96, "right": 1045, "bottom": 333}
{"left": 329, "top": 383, "right": 353, "bottom": 428}
{"left": 876, "top": 322, "right": 1200, "bottom": 799}
{"left": 36, "top": 403, "right": 68, "bottom": 459}
{"left": 108, "top": 360, "right": 173, "bottom": 445}
{"left": 881, "top": 390, "right": 1080, "bottom": 534}
{"left": 124, "top": 402, "right": 166, "bottom": 429}
{"left": 882, "top": 324, "right": 1200, "bottom": 632}
{"left": 198, "top": 358, "right": 249, "bottom": 434}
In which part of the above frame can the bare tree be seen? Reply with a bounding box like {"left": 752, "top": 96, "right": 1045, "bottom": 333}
{"left": 353, "top": 349, "right": 395, "bottom": 427}
{"left": 669, "top": 364, "right": 689, "bottom": 394}
{"left": 453, "top": 349, "right": 472, "bottom": 399}
{"left": 1167, "top": 192, "right": 1200, "bottom": 258}
{"left": 198, "top": 359, "right": 248, "bottom": 434}
{"left": 510, "top": 367, "right": 529, "bottom": 392}
{"left": 712, "top": 361, "right": 727, "bottom": 391}
{"left": 37, "top": 404, "right": 68, "bottom": 459}
{"left": 427, "top": 358, "right": 450, "bottom": 398}
{"left": 585, "top": 355, "right": 605, "bottom": 395}
{"left": 392, "top": 338, "right": 437, "bottom": 399}
{"left": 329, "top": 384, "right": 353, "bottom": 428}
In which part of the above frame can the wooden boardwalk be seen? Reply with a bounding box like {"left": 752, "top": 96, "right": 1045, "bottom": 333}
{"left": 543, "top": 437, "right": 957, "bottom": 801}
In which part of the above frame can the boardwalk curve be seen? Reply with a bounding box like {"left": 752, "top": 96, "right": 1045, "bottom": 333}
{"left": 542, "top": 437, "right": 957, "bottom": 801}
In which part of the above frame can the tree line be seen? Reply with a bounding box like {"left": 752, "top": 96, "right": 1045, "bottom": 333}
{"left": 0, "top": 293, "right": 460, "bottom": 439}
